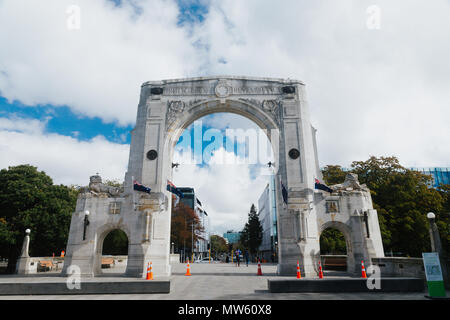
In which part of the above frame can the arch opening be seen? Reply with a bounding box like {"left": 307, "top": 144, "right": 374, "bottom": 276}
{"left": 169, "top": 112, "right": 277, "bottom": 265}
{"left": 318, "top": 221, "right": 356, "bottom": 275}
{"left": 100, "top": 229, "right": 129, "bottom": 275}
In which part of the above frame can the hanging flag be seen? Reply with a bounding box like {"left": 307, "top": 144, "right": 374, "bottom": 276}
{"left": 167, "top": 180, "right": 184, "bottom": 198}
{"left": 315, "top": 178, "right": 333, "bottom": 193}
{"left": 196, "top": 198, "right": 202, "bottom": 206}
{"left": 280, "top": 178, "right": 288, "bottom": 205}
{"left": 133, "top": 180, "right": 151, "bottom": 194}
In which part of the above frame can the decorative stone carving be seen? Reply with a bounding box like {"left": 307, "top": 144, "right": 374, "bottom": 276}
{"left": 332, "top": 173, "right": 369, "bottom": 191}
{"left": 238, "top": 98, "right": 282, "bottom": 126}
{"left": 109, "top": 202, "right": 122, "bottom": 214}
{"left": 262, "top": 99, "right": 281, "bottom": 125}
{"left": 188, "top": 99, "right": 207, "bottom": 107}
{"left": 326, "top": 200, "right": 339, "bottom": 213}
{"left": 83, "top": 175, "right": 122, "bottom": 197}
{"left": 166, "top": 100, "right": 186, "bottom": 127}
{"left": 215, "top": 80, "right": 232, "bottom": 98}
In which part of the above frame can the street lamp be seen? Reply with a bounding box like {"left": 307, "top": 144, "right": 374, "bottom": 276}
{"left": 427, "top": 212, "right": 438, "bottom": 252}
{"left": 83, "top": 210, "right": 90, "bottom": 241}
{"left": 426, "top": 212, "right": 448, "bottom": 287}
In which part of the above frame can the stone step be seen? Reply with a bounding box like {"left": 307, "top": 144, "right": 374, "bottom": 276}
{"left": 0, "top": 280, "right": 170, "bottom": 295}
{"left": 268, "top": 277, "right": 425, "bottom": 293}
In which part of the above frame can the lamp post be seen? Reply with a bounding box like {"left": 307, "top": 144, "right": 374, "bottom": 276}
{"left": 427, "top": 212, "right": 448, "bottom": 287}
{"left": 83, "top": 210, "right": 90, "bottom": 241}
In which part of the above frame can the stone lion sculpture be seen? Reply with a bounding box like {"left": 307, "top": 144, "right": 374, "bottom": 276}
{"left": 85, "top": 175, "right": 122, "bottom": 197}
{"left": 332, "top": 173, "right": 368, "bottom": 191}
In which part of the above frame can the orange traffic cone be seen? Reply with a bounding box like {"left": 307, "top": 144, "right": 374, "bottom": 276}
{"left": 257, "top": 259, "right": 263, "bottom": 276}
{"left": 318, "top": 260, "right": 324, "bottom": 279}
{"left": 361, "top": 260, "right": 367, "bottom": 279}
{"left": 146, "top": 262, "right": 154, "bottom": 280}
{"left": 296, "top": 260, "right": 302, "bottom": 279}
{"left": 185, "top": 259, "right": 192, "bottom": 276}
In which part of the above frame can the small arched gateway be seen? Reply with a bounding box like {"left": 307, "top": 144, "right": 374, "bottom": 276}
{"left": 62, "top": 76, "right": 384, "bottom": 278}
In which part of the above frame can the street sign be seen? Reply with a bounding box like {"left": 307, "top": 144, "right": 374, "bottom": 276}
{"left": 422, "top": 252, "right": 446, "bottom": 298}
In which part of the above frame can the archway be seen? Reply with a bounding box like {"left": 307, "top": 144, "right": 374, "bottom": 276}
{"left": 320, "top": 228, "right": 347, "bottom": 273}
{"left": 62, "top": 76, "right": 384, "bottom": 278}
{"left": 319, "top": 221, "right": 355, "bottom": 275}
{"left": 170, "top": 112, "right": 275, "bottom": 265}
{"left": 98, "top": 228, "right": 129, "bottom": 276}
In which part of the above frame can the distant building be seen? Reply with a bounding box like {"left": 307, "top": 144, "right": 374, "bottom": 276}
{"left": 257, "top": 175, "right": 278, "bottom": 262}
{"left": 223, "top": 231, "right": 242, "bottom": 244}
{"left": 176, "top": 187, "right": 210, "bottom": 260}
{"left": 409, "top": 167, "right": 450, "bottom": 189}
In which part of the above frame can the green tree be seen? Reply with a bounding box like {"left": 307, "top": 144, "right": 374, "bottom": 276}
{"left": 320, "top": 228, "right": 346, "bottom": 255}
{"left": 435, "top": 184, "right": 450, "bottom": 256}
{"left": 0, "top": 165, "right": 78, "bottom": 273}
{"left": 170, "top": 200, "right": 204, "bottom": 255}
{"left": 322, "top": 165, "right": 347, "bottom": 185}
{"left": 102, "top": 229, "right": 128, "bottom": 255}
{"left": 240, "top": 204, "right": 263, "bottom": 255}
{"left": 210, "top": 235, "right": 228, "bottom": 257}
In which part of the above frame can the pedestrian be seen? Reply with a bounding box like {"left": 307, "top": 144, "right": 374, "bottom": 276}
{"left": 235, "top": 248, "right": 241, "bottom": 267}
{"left": 244, "top": 250, "right": 249, "bottom": 267}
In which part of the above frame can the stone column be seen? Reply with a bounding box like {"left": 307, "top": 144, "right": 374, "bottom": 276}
{"left": 16, "top": 229, "right": 32, "bottom": 274}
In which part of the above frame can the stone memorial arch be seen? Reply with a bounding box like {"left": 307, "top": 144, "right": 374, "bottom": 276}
{"left": 62, "top": 76, "right": 384, "bottom": 278}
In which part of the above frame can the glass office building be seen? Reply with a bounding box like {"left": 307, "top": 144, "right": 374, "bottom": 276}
{"left": 409, "top": 167, "right": 450, "bottom": 188}
{"left": 223, "top": 231, "right": 242, "bottom": 244}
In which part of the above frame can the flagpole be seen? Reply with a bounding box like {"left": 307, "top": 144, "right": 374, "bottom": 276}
{"left": 132, "top": 175, "right": 136, "bottom": 211}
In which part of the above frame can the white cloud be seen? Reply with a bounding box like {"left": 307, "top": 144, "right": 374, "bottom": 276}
{"left": 173, "top": 147, "right": 270, "bottom": 235}
{"left": 0, "top": 0, "right": 200, "bottom": 125}
{"left": 0, "top": 117, "right": 129, "bottom": 185}
{"left": 193, "top": 0, "right": 450, "bottom": 167}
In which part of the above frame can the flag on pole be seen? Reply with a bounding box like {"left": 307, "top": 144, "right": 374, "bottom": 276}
{"left": 133, "top": 180, "right": 151, "bottom": 193}
{"left": 280, "top": 178, "right": 288, "bottom": 205}
{"left": 167, "top": 180, "right": 184, "bottom": 198}
{"left": 314, "top": 178, "right": 333, "bottom": 193}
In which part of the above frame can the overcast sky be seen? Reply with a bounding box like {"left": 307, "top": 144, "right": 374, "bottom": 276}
{"left": 0, "top": 0, "right": 449, "bottom": 234}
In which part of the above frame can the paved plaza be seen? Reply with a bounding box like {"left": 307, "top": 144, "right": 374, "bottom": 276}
{"left": 0, "top": 262, "right": 440, "bottom": 300}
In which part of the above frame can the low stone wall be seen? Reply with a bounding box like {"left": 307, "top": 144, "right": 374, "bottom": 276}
{"left": 371, "top": 257, "right": 425, "bottom": 278}
{"left": 170, "top": 254, "right": 180, "bottom": 264}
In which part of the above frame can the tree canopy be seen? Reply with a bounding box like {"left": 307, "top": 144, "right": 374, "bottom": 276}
{"left": 0, "top": 165, "right": 78, "bottom": 272}
{"left": 209, "top": 234, "right": 228, "bottom": 256}
{"left": 170, "top": 199, "right": 204, "bottom": 255}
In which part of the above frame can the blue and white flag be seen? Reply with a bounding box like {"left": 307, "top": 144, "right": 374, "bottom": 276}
{"left": 280, "top": 178, "right": 288, "bottom": 205}
{"left": 315, "top": 178, "right": 333, "bottom": 193}
{"left": 167, "top": 180, "right": 184, "bottom": 198}
{"left": 133, "top": 180, "right": 151, "bottom": 194}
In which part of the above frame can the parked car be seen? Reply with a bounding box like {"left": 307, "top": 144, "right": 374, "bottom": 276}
{"left": 195, "top": 257, "right": 214, "bottom": 263}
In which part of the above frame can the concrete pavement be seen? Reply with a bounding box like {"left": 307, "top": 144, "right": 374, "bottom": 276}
{"left": 0, "top": 262, "right": 440, "bottom": 300}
